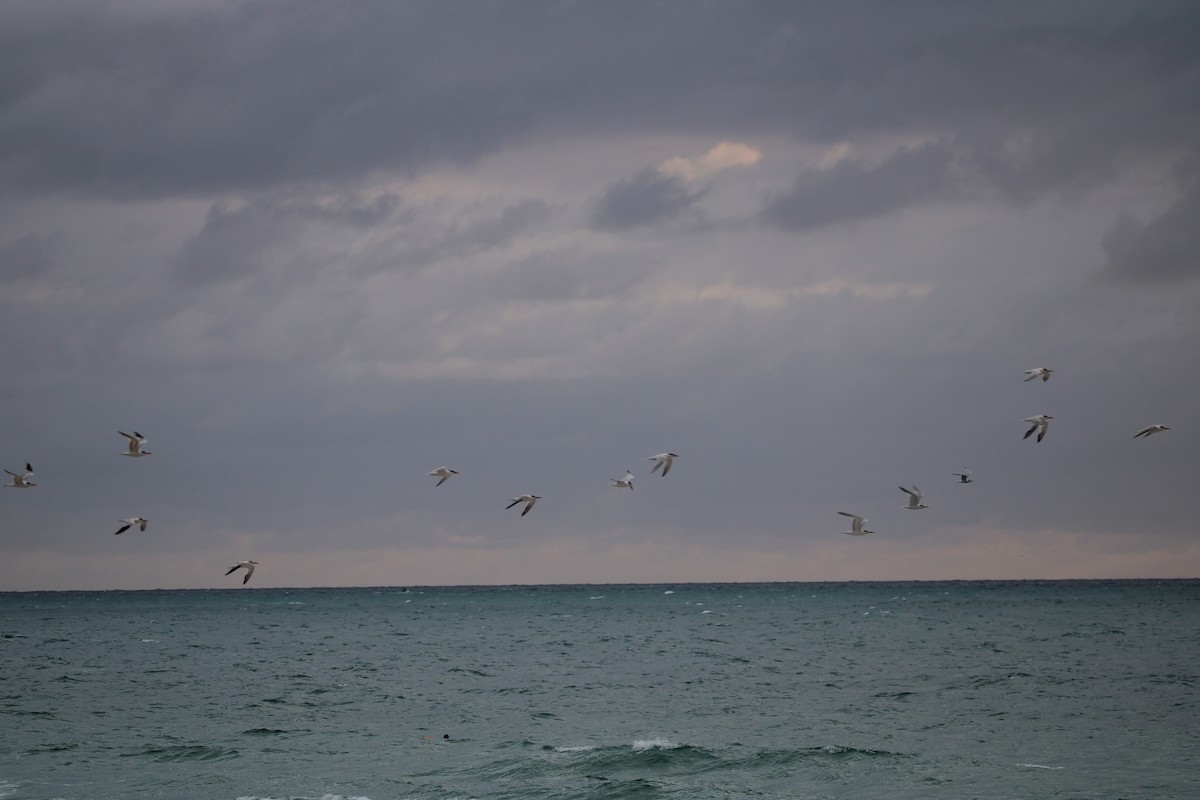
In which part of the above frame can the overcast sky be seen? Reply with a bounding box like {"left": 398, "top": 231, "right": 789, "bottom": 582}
{"left": 3, "top": 1, "right": 1199, "bottom": 590}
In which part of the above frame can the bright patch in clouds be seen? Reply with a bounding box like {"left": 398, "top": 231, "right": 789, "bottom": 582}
{"left": 801, "top": 277, "right": 935, "bottom": 300}
{"left": 816, "top": 142, "right": 852, "bottom": 169}
{"left": 658, "top": 141, "right": 763, "bottom": 181}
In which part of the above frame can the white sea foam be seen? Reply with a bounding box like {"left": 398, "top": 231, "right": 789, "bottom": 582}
{"left": 633, "top": 737, "right": 680, "bottom": 751}
{"left": 1016, "top": 763, "right": 1063, "bottom": 770}
{"left": 554, "top": 745, "right": 597, "bottom": 752}
{"left": 0, "top": 780, "right": 20, "bottom": 798}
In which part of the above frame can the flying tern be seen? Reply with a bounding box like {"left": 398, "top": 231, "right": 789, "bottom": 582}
{"left": 648, "top": 453, "right": 679, "bottom": 477}
{"left": 119, "top": 431, "right": 152, "bottom": 457}
{"left": 506, "top": 495, "right": 541, "bottom": 516}
{"left": 953, "top": 469, "right": 974, "bottom": 484}
{"left": 1133, "top": 425, "right": 1170, "bottom": 438}
{"left": 429, "top": 467, "right": 460, "bottom": 486}
{"left": 3, "top": 463, "right": 35, "bottom": 488}
{"left": 1023, "top": 415, "right": 1053, "bottom": 443}
{"left": 1023, "top": 368, "right": 1053, "bottom": 382}
{"left": 609, "top": 471, "right": 635, "bottom": 490}
{"left": 114, "top": 517, "right": 149, "bottom": 535}
{"left": 899, "top": 485, "right": 929, "bottom": 510}
{"left": 225, "top": 560, "right": 258, "bottom": 584}
{"left": 837, "top": 512, "right": 874, "bottom": 536}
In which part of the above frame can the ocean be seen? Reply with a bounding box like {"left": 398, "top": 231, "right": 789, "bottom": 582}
{"left": 2, "top": 580, "right": 1197, "bottom": 800}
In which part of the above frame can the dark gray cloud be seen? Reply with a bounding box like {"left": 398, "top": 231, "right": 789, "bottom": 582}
{"left": 0, "top": 231, "right": 60, "bottom": 280}
{"left": 591, "top": 168, "right": 708, "bottom": 230}
{"left": 3, "top": 1, "right": 1197, "bottom": 200}
{"left": 1101, "top": 173, "right": 1200, "bottom": 282}
{"left": 480, "top": 247, "right": 650, "bottom": 307}
{"left": 175, "top": 192, "right": 403, "bottom": 284}
{"left": 385, "top": 198, "right": 554, "bottom": 273}
{"left": 175, "top": 201, "right": 305, "bottom": 286}
{"left": 762, "top": 141, "right": 958, "bottom": 231}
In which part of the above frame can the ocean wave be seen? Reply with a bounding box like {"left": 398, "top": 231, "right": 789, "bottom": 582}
{"left": 123, "top": 744, "right": 240, "bottom": 762}
{"left": 813, "top": 744, "right": 903, "bottom": 757}
{"left": 631, "top": 737, "right": 681, "bottom": 751}
{"left": 22, "top": 743, "right": 77, "bottom": 756}
{"left": 723, "top": 744, "right": 911, "bottom": 771}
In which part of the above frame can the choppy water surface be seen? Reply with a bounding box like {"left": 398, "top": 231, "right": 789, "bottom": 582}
{"left": 2, "top": 581, "right": 1197, "bottom": 799}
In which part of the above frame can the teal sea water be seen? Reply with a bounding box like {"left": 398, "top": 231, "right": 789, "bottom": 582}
{"left": 2, "top": 581, "right": 1197, "bottom": 800}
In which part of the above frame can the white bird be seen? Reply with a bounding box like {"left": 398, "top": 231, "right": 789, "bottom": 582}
{"left": 899, "top": 485, "right": 929, "bottom": 510}
{"left": 838, "top": 511, "right": 874, "bottom": 536}
{"left": 429, "top": 467, "right": 460, "bottom": 486}
{"left": 953, "top": 468, "right": 974, "bottom": 484}
{"left": 225, "top": 560, "right": 258, "bottom": 584}
{"left": 119, "top": 431, "right": 152, "bottom": 457}
{"left": 506, "top": 495, "right": 541, "bottom": 516}
{"left": 648, "top": 452, "right": 679, "bottom": 476}
{"left": 1023, "top": 415, "right": 1053, "bottom": 442}
{"left": 1134, "top": 425, "right": 1170, "bottom": 438}
{"left": 1023, "top": 368, "right": 1053, "bottom": 382}
{"left": 114, "top": 517, "right": 149, "bottom": 535}
{"left": 610, "top": 471, "right": 635, "bottom": 490}
{"left": 3, "top": 463, "right": 35, "bottom": 488}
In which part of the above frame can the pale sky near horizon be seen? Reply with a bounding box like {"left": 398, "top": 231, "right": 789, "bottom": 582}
{"left": 2, "top": 1, "right": 1199, "bottom": 591}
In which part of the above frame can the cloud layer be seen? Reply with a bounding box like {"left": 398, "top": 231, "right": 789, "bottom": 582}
{"left": 2, "top": 1, "right": 1199, "bottom": 589}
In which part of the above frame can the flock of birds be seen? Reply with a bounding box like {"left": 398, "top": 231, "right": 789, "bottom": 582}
{"left": 3, "top": 431, "right": 259, "bottom": 585}
{"left": 1, "top": 370, "right": 1174, "bottom": 585}
{"left": 429, "top": 453, "right": 678, "bottom": 521}
{"left": 2, "top": 435, "right": 683, "bottom": 585}
{"left": 458, "top": 453, "right": 680, "bottom": 519}
{"left": 834, "top": 367, "right": 1170, "bottom": 538}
